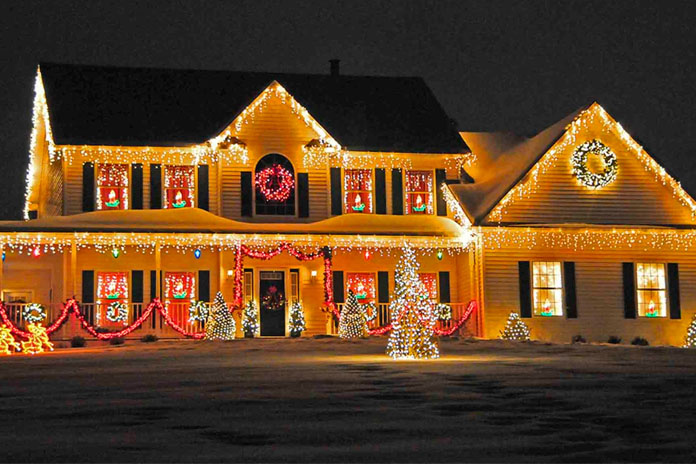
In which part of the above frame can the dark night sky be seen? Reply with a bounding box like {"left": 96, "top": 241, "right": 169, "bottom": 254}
{"left": 1, "top": 0, "right": 694, "bottom": 219}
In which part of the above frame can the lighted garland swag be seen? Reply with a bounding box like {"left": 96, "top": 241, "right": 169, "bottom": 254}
{"left": 570, "top": 139, "right": 618, "bottom": 189}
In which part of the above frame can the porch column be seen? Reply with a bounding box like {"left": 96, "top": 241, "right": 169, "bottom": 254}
{"left": 70, "top": 241, "right": 77, "bottom": 297}
{"left": 218, "top": 248, "right": 224, "bottom": 301}
{"left": 155, "top": 242, "right": 161, "bottom": 299}
{"left": 0, "top": 245, "right": 3, "bottom": 299}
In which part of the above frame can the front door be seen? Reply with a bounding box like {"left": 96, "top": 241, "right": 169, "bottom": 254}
{"left": 259, "top": 271, "right": 286, "bottom": 336}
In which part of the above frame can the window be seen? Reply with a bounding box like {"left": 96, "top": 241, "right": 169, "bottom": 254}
{"left": 164, "top": 272, "right": 196, "bottom": 301}
{"left": 243, "top": 269, "right": 254, "bottom": 303}
{"left": 636, "top": 263, "right": 667, "bottom": 317}
{"left": 419, "top": 273, "right": 438, "bottom": 300}
{"left": 346, "top": 273, "right": 376, "bottom": 304}
{"left": 163, "top": 166, "right": 195, "bottom": 209}
{"left": 96, "top": 272, "right": 129, "bottom": 327}
{"left": 290, "top": 269, "right": 300, "bottom": 304}
{"left": 532, "top": 261, "right": 563, "bottom": 316}
{"left": 255, "top": 154, "right": 295, "bottom": 215}
{"left": 344, "top": 169, "right": 373, "bottom": 214}
{"left": 405, "top": 171, "right": 433, "bottom": 215}
{"left": 96, "top": 164, "right": 129, "bottom": 210}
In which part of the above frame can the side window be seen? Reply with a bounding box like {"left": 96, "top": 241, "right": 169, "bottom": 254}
{"left": 404, "top": 171, "right": 434, "bottom": 215}
{"left": 163, "top": 166, "right": 195, "bottom": 209}
{"left": 96, "top": 164, "right": 129, "bottom": 210}
{"left": 532, "top": 261, "right": 563, "bottom": 316}
{"left": 344, "top": 169, "right": 373, "bottom": 214}
{"left": 255, "top": 153, "right": 296, "bottom": 216}
{"left": 96, "top": 272, "right": 129, "bottom": 327}
{"left": 636, "top": 263, "right": 667, "bottom": 317}
{"left": 346, "top": 272, "right": 376, "bottom": 305}
{"left": 418, "top": 273, "right": 438, "bottom": 300}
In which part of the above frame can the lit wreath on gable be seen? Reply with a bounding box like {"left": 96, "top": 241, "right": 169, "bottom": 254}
{"left": 255, "top": 164, "right": 295, "bottom": 202}
{"left": 570, "top": 139, "right": 618, "bottom": 189}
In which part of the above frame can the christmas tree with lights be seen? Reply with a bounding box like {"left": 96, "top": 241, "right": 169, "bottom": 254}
{"left": 499, "top": 312, "right": 531, "bottom": 341}
{"left": 339, "top": 290, "right": 370, "bottom": 339}
{"left": 241, "top": 300, "right": 259, "bottom": 338}
{"left": 386, "top": 246, "right": 440, "bottom": 359}
{"left": 205, "top": 292, "right": 236, "bottom": 340}
{"left": 289, "top": 301, "right": 306, "bottom": 337}
{"left": 0, "top": 324, "right": 21, "bottom": 355}
{"left": 684, "top": 314, "right": 696, "bottom": 348}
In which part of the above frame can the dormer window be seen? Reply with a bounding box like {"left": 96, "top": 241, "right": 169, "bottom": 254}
{"left": 163, "top": 166, "right": 195, "bottom": 209}
{"left": 405, "top": 170, "right": 433, "bottom": 215}
{"left": 96, "top": 164, "right": 129, "bottom": 210}
{"left": 344, "top": 169, "right": 373, "bottom": 214}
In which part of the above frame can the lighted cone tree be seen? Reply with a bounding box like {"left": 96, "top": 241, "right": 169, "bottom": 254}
{"left": 499, "top": 312, "right": 531, "bottom": 341}
{"left": 339, "top": 290, "right": 370, "bottom": 339}
{"left": 289, "top": 302, "right": 306, "bottom": 338}
{"left": 684, "top": 314, "right": 696, "bottom": 348}
{"left": 386, "top": 246, "right": 443, "bottom": 359}
{"left": 241, "top": 300, "right": 259, "bottom": 338}
{"left": 0, "top": 324, "right": 21, "bottom": 355}
{"left": 205, "top": 292, "right": 236, "bottom": 340}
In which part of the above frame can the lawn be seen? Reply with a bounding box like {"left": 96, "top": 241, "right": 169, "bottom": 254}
{"left": 1, "top": 337, "right": 695, "bottom": 462}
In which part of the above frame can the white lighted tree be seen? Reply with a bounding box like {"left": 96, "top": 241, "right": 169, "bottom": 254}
{"left": 386, "top": 246, "right": 443, "bottom": 359}
{"left": 684, "top": 314, "right": 696, "bottom": 348}
{"left": 289, "top": 301, "right": 306, "bottom": 337}
{"left": 499, "top": 312, "right": 531, "bottom": 341}
{"left": 339, "top": 290, "right": 371, "bottom": 339}
{"left": 241, "top": 300, "right": 259, "bottom": 338}
{"left": 205, "top": 292, "right": 236, "bottom": 340}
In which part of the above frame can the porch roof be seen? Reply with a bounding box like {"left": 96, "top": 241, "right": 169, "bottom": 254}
{"left": 0, "top": 208, "right": 464, "bottom": 237}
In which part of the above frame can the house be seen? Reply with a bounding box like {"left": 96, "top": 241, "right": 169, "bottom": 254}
{"left": 0, "top": 62, "right": 694, "bottom": 346}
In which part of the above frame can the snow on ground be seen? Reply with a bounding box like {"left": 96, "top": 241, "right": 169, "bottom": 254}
{"left": 1, "top": 337, "right": 696, "bottom": 463}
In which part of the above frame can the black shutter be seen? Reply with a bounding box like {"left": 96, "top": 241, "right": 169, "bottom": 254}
{"left": 150, "top": 270, "right": 158, "bottom": 300}
{"left": 378, "top": 271, "right": 389, "bottom": 303}
{"left": 333, "top": 271, "right": 345, "bottom": 303}
{"left": 82, "top": 162, "right": 94, "bottom": 212}
{"left": 197, "top": 164, "right": 209, "bottom": 211}
{"left": 330, "top": 167, "right": 342, "bottom": 215}
{"left": 131, "top": 163, "right": 143, "bottom": 209}
{"left": 668, "top": 263, "right": 681, "bottom": 319}
{"left": 150, "top": 164, "right": 162, "bottom": 209}
{"left": 28, "top": 211, "right": 37, "bottom": 219}
{"left": 564, "top": 262, "right": 577, "bottom": 318}
{"left": 391, "top": 168, "right": 403, "bottom": 215}
{"left": 81, "top": 270, "right": 94, "bottom": 303}
{"left": 375, "top": 168, "right": 387, "bottom": 214}
{"left": 518, "top": 261, "right": 532, "bottom": 318}
{"left": 297, "top": 172, "right": 309, "bottom": 218}
{"left": 241, "top": 171, "right": 252, "bottom": 217}
{"left": 435, "top": 169, "right": 447, "bottom": 216}
{"left": 131, "top": 270, "right": 144, "bottom": 303}
{"left": 622, "top": 262, "right": 636, "bottom": 319}
{"left": 438, "top": 271, "right": 451, "bottom": 303}
{"left": 198, "top": 270, "right": 210, "bottom": 302}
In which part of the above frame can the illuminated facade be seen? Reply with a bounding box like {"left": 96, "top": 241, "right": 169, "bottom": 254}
{"left": 1, "top": 63, "right": 694, "bottom": 346}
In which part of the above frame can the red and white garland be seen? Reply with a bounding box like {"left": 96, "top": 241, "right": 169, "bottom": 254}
{"left": 255, "top": 164, "right": 294, "bottom": 202}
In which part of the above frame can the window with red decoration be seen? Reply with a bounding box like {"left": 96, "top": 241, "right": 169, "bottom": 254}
{"left": 164, "top": 272, "right": 196, "bottom": 301}
{"left": 96, "top": 272, "right": 129, "bottom": 327}
{"left": 255, "top": 153, "right": 295, "bottom": 216}
{"left": 164, "top": 166, "right": 195, "bottom": 209}
{"left": 405, "top": 170, "right": 433, "bottom": 215}
{"left": 96, "top": 164, "right": 129, "bottom": 210}
{"left": 344, "top": 169, "right": 373, "bottom": 214}
{"left": 346, "top": 272, "right": 376, "bottom": 304}
{"left": 419, "top": 273, "right": 438, "bottom": 300}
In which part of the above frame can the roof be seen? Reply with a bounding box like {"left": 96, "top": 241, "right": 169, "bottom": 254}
{"left": 0, "top": 208, "right": 464, "bottom": 237}
{"left": 39, "top": 62, "right": 469, "bottom": 154}
{"left": 454, "top": 105, "right": 589, "bottom": 222}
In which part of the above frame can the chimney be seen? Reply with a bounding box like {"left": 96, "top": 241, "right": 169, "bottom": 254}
{"left": 329, "top": 59, "right": 340, "bottom": 77}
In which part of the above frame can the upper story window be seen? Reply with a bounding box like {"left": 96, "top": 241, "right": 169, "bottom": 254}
{"left": 636, "top": 263, "right": 667, "bottom": 317}
{"left": 405, "top": 171, "right": 433, "bottom": 215}
{"left": 344, "top": 169, "right": 373, "bottom": 214}
{"left": 255, "top": 154, "right": 295, "bottom": 216}
{"left": 532, "top": 261, "right": 563, "bottom": 316}
{"left": 96, "top": 164, "right": 129, "bottom": 210}
{"left": 163, "top": 166, "right": 195, "bottom": 209}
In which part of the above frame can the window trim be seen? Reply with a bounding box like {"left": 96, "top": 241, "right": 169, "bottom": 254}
{"left": 635, "top": 262, "right": 668, "bottom": 318}
{"left": 530, "top": 261, "right": 565, "bottom": 317}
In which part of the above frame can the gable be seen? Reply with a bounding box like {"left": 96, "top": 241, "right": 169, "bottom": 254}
{"left": 484, "top": 103, "right": 696, "bottom": 226}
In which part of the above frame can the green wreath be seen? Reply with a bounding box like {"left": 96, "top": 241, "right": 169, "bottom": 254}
{"left": 23, "top": 303, "right": 46, "bottom": 323}
{"left": 570, "top": 140, "right": 618, "bottom": 189}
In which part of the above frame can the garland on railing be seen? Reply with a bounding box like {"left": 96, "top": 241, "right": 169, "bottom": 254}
{"left": 0, "top": 299, "right": 206, "bottom": 340}
{"left": 366, "top": 300, "right": 477, "bottom": 336}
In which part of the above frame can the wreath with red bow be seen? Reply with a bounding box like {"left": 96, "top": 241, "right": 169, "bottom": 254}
{"left": 256, "top": 164, "right": 294, "bottom": 202}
